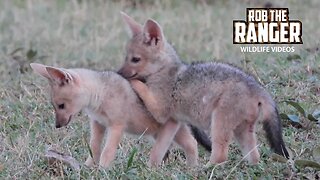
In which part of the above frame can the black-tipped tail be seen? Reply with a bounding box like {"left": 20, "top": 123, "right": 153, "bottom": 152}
{"left": 263, "top": 108, "right": 289, "bottom": 158}
{"left": 189, "top": 125, "right": 212, "bottom": 152}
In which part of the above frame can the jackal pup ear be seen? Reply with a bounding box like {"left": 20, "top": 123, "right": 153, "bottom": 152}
{"left": 143, "top": 19, "right": 164, "bottom": 48}
{"left": 30, "top": 63, "right": 75, "bottom": 86}
{"left": 45, "top": 67, "right": 74, "bottom": 86}
{"left": 30, "top": 63, "right": 51, "bottom": 79}
{"left": 121, "top": 11, "right": 142, "bottom": 37}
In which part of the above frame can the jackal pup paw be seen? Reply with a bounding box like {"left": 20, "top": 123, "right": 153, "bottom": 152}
{"left": 84, "top": 157, "right": 96, "bottom": 167}
{"left": 130, "top": 79, "right": 148, "bottom": 94}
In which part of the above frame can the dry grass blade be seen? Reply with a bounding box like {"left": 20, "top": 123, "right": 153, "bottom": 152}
{"left": 45, "top": 147, "right": 80, "bottom": 171}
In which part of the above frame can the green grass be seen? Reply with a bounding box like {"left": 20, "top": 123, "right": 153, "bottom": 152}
{"left": 0, "top": 0, "right": 320, "bottom": 179}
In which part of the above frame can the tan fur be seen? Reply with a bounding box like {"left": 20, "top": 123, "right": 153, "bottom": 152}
{"left": 30, "top": 63, "right": 198, "bottom": 168}
{"left": 118, "top": 13, "right": 288, "bottom": 165}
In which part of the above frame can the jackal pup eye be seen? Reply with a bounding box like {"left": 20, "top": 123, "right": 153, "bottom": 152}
{"left": 131, "top": 57, "right": 141, "bottom": 63}
{"left": 58, "top": 103, "right": 65, "bottom": 109}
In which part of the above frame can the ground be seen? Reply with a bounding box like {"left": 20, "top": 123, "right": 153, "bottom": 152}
{"left": 0, "top": 0, "right": 319, "bottom": 179}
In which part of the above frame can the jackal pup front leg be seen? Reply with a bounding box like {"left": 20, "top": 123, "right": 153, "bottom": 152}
{"left": 85, "top": 120, "right": 106, "bottom": 167}
{"left": 174, "top": 124, "right": 199, "bottom": 166}
{"left": 130, "top": 80, "right": 198, "bottom": 166}
{"left": 130, "top": 80, "right": 162, "bottom": 119}
{"left": 99, "top": 124, "right": 125, "bottom": 168}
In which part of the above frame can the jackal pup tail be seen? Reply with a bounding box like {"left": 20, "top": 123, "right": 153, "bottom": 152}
{"left": 189, "top": 125, "right": 212, "bottom": 151}
{"left": 261, "top": 99, "right": 289, "bottom": 158}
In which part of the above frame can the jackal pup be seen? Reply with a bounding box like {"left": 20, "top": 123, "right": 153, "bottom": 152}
{"left": 30, "top": 63, "right": 201, "bottom": 167}
{"left": 118, "top": 13, "right": 289, "bottom": 165}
